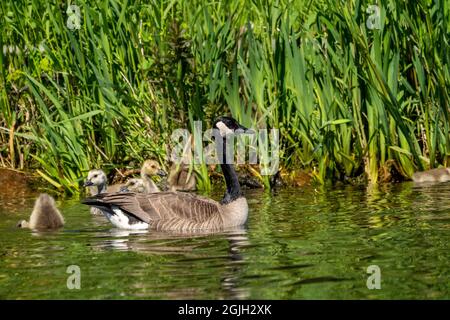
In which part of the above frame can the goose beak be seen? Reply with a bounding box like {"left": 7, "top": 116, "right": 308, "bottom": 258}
{"left": 83, "top": 181, "right": 94, "bottom": 187}
{"left": 157, "top": 169, "right": 167, "bottom": 177}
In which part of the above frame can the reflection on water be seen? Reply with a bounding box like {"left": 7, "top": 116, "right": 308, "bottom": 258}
{"left": 0, "top": 182, "right": 449, "bottom": 299}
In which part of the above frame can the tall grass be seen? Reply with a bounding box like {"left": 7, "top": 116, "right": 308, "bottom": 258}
{"left": 1, "top": 0, "right": 449, "bottom": 194}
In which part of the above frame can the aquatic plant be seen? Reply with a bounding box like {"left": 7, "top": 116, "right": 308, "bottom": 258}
{"left": 1, "top": 0, "right": 449, "bottom": 194}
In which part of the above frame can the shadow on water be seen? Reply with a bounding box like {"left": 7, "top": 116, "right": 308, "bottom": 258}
{"left": 0, "top": 180, "right": 449, "bottom": 299}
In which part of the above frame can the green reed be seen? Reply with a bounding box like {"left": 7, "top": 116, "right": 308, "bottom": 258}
{"left": 0, "top": 0, "right": 449, "bottom": 194}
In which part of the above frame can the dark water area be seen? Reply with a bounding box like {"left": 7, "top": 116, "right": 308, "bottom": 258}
{"left": 0, "top": 178, "right": 449, "bottom": 299}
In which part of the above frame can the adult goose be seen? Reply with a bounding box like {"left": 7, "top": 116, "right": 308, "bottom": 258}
{"left": 82, "top": 116, "right": 249, "bottom": 232}
{"left": 412, "top": 167, "right": 450, "bottom": 183}
{"left": 17, "top": 193, "right": 65, "bottom": 230}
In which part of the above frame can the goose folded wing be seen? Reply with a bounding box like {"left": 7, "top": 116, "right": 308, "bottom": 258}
{"left": 84, "top": 192, "right": 222, "bottom": 224}
{"left": 147, "top": 192, "right": 222, "bottom": 223}
{"left": 83, "top": 192, "right": 157, "bottom": 223}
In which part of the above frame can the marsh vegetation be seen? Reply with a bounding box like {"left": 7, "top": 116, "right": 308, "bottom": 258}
{"left": 1, "top": 0, "right": 449, "bottom": 194}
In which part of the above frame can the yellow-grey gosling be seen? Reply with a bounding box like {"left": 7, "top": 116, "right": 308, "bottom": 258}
{"left": 84, "top": 169, "right": 125, "bottom": 214}
{"left": 120, "top": 160, "right": 167, "bottom": 193}
{"left": 412, "top": 167, "right": 450, "bottom": 183}
{"left": 84, "top": 169, "right": 124, "bottom": 195}
{"left": 167, "top": 163, "right": 196, "bottom": 192}
{"left": 139, "top": 159, "right": 167, "bottom": 193}
{"left": 120, "top": 178, "right": 146, "bottom": 193}
{"left": 17, "top": 193, "right": 64, "bottom": 230}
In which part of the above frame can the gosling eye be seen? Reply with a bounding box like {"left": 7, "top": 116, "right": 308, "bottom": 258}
{"left": 129, "top": 181, "right": 135, "bottom": 185}
{"left": 93, "top": 174, "right": 98, "bottom": 178}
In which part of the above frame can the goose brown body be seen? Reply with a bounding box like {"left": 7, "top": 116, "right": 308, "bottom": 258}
{"left": 83, "top": 191, "right": 248, "bottom": 232}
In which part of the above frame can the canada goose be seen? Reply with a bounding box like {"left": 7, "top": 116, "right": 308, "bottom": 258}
{"left": 82, "top": 116, "right": 249, "bottom": 231}
{"left": 120, "top": 160, "right": 167, "bottom": 193}
{"left": 412, "top": 167, "right": 450, "bottom": 183}
{"left": 17, "top": 193, "right": 64, "bottom": 230}
{"left": 167, "top": 162, "right": 196, "bottom": 192}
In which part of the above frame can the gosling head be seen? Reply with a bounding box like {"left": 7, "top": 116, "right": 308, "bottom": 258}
{"left": 84, "top": 169, "right": 107, "bottom": 194}
{"left": 120, "top": 178, "right": 146, "bottom": 193}
{"left": 16, "top": 220, "right": 29, "bottom": 228}
{"left": 213, "top": 116, "right": 249, "bottom": 137}
{"left": 141, "top": 160, "right": 167, "bottom": 178}
{"left": 34, "top": 193, "right": 56, "bottom": 209}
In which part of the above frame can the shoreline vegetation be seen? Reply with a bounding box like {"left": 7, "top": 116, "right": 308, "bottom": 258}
{"left": 1, "top": 0, "right": 449, "bottom": 195}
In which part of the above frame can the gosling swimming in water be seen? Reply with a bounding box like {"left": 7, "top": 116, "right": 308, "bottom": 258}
{"left": 17, "top": 193, "right": 64, "bottom": 230}
{"left": 412, "top": 167, "right": 450, "bottom": 183}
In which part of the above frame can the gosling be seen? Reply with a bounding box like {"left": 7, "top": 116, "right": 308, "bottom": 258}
{"left": 412, "top": 167, "right": 450, "bottom": 183}
{"left": 84, "top": 169, "right": 122, "bottom": 215}
{"left": 120, "top": 178, "right": 146, "bottom": 193}
{"left": 121, "top": 160, "right": 167, "bottom": 193}
{"left": 167, "top": 162, "right": 196, "bottom": 192}
{"left": 84, "top": 169, "right": 123, "bottom": 195}
{"left": 17, "top": 193, "right": 64, "bottom": 230}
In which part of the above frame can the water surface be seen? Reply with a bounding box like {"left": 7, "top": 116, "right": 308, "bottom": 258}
{"left": 0, "top": 183, "right": 449, "bottom": 299}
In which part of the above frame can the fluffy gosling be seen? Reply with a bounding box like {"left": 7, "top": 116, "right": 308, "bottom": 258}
{"left": 121, "top": 160, "right": 167, "bottom": 193}
{"left": 412, "top": 167, "right": 450, "bottom": 183}
{"left": 167, "top": 162, "right": 196, "bottom": 192}
{"left": 17, "top": 193, "right": 64, "bottom": 230}
{"left": 84, "top": 169, "right": 123, "bottom": 215}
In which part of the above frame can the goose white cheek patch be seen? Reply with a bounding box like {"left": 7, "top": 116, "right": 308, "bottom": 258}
{"left": 216, "top": 121, "right": 234, "bottom": 136}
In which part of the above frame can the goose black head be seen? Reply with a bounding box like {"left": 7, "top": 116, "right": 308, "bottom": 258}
{"left": 213, "top": 116, "right": 248, "bottom": 137}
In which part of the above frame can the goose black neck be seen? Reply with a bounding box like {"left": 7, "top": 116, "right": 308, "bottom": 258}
{"left": 219, "top": 136, "right": 242, "bottom": 204}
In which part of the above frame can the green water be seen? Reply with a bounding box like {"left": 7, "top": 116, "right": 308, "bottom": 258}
{"left": 0, "top": 183, "right": 449, "bottom": 299}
